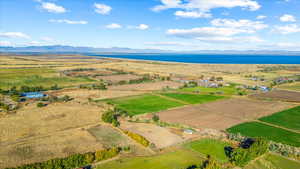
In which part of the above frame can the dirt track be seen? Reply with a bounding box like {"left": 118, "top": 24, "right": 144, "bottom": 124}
{"left": 158, "top": 98, "right": 294, "bottom": 130}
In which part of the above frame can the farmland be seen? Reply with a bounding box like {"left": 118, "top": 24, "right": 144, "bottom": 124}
{"left": 103, "top": 94, "right": 185, "bottom": 116}
{"left": 179, "top": 85, "right": 239, "bottom": 95}
{"left": 259, "top": 106, "right": 300, "bottom": 131}
{"left": 184, "top": 138, "right": 232, "bottom": 163}
{"left": 227, "top": 122, "right": 300, "bottom": 147}
{"left": 251, "top": 89, "right": 300, "bottom": 102}
{"left": 245, "top": 153, "right": 300, "bottom": 169}
{"left": 160, "top": 93, "right": 225, "bottom": 104}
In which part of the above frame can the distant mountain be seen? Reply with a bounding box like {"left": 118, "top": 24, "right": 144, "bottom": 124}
{"left": 1, "top": 45, "right": 300, "bottom": 55}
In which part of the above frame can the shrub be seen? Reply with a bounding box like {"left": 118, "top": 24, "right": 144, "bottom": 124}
{"left": 37, "top": 102, "right": 46, "bottom": 108}
{"left": 152, "top": 114, "right": 159, "bottom": 122}
{"left": 201, "top": 156, "right": 222, "bottom": 169}
{"left": 95, "top": 147, "right": 120, "bottom": 162}
{"left": 84, "top": 152, "right": 95, "bottom": 163}
{"left": 123, "top": 130, "right": 150, "bottom": 147}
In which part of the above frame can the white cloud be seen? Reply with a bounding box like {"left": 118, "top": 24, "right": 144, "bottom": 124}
{"left": 0, "top": 32, "right": 30, "bottom": 39}
{"left": 49, "top": 19, "right": 88, "bottom": 24}
{"left": 274, "top": 24, "right": 300, "bottom": 34}
{"left": 152, "top": 0, "right": 260, "bottom": 18}
{"left": 128, "top": 24, "right": 149, "bottom": 30}
{"left": 94, "top": 3, "right": 112, "bottom": 15}
{"left": 29, "top": 41, "right": 42, "bottom": 45}
{"left": 105, "top": 23, "right": 122, "bottom": 29}
{"left": 40, "top": 37, "right": 54, "bottom": 42}
{"left": 196, "top": 36, "right": 264, "bottom": 43}
{"left": 41, "top": 2, "right": 66, "bottom": 13}
{"left": 145, "top": 41, "right": 194, "bottom": 46}
{"left": 0, "top": 41, "right": 12, "bottom": 46}
{"left": 256, "top": 15, "right": 267, "bottom": 19}
{"left": 280, "top": 14, "right": 296, "bottom": 22}
{"left": 211, "top": 19, "right": 268, "bottom": 31}
{"left": 175, "top": 11, "right": 211, "bottom": 18}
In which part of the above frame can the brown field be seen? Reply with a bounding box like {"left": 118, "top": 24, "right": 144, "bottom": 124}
{"left": 66, "top": 69, "right": 115, "bottom": 77}
{"left": 47, "top": 88, "right": 146, "bottom": 102}
{"left": 158, "top": 98, "right": 294, "bottom": 130}
{"left": 108, "top": 81, "right": 182, "bottom": 91}
{"left": 120, "top": 121, "right": 184, "bottom": 149}
{"left": 96, "top": 74, "right": 142, "bottom": 83}
{"left": 251, "top": 90, "right": 300, "bottom": 102}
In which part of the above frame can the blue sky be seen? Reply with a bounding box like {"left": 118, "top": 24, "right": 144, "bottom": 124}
{"left": 1, "top": 0, "right": 300, "bottom": 51}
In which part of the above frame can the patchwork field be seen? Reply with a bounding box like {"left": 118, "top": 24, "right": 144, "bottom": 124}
{"left": 97, "top": 74, "right": 142, "bottom": 83}
{"left": 251, "top": 89, "right": 300, "bottom": 102}
{"left": 184, "top": 138, "right": 232, "bottom": 163}
{"left": 245, "top": 153, "right": 300, "bottom": 169}
{"left": 108, "top": 81, "right": 182, "bottom": 91}
{"left": 104, "top": 94, "right": 185, "bottom": 116}
{"left": 96, "top": 149, "right": 204, "bottom": 169}
{"left": 259, "top": 106, "right": 300, "bottom": 131}
{"left": 158, "top": 98, "right": 292, "bottom": 130}
{"left": 278, "top": 82, "right": 300, "bottom": 92}
{"left": 227, "top": 122, "right": 300, "bottom": 147}
{"left": 120, "top": 121, "right": 183, "bottom": 149}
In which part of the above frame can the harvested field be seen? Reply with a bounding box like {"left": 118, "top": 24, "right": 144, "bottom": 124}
{"left": 108, "top": 81, "right": 182, "bottom": 91}
{"left": 0, "top": 128, "right": 103, "bottom": 168}
{"left": 48, "top": 88, "right": 146, "bottom": 102}
{"left": 251, "top": 90, "right": 300, "bottom": 102}
{"left": 87, "top": 125, "right": 131, "bottom": 148}
{"left": 96, "top": 74, "right": 141, "bottom": 83}
{"left": 158, "top": 98, "right": 293, "bottom": 130}
{"left": 120, "top": 121, "right": 183, "bottom": 149}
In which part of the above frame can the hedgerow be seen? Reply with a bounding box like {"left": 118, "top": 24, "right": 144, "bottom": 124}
{"left": 122, "top": 130, "right": 150, "bottom": 147}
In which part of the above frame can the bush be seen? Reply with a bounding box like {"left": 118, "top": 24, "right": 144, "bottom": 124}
{"left": 229, "top": 138, "right": 269, "bottom": 166}
{"left": 84, "top": 152, "right": 95, "bottom": 163}
{"left": 152, "top": 114, "right": 159, "bottom": 122}
{"left": 95, "top": 147, "right": 120, "bottom": 162}
{"left": 37, "top": 102, "right": 46, "bottom": 108}
{"left": 123, "top": 130, "right": 150, "bottom": 147}
{"left": 201, "top": 156, "right": 222, "bottom": 169}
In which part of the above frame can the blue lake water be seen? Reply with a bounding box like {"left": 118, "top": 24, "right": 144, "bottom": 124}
{"left": 93, "top": 54, "right": 300, "bottom": 64}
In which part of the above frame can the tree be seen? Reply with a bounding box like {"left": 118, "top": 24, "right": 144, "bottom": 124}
{"left": 152, "top": 114, "right": 159, "bottom": 122}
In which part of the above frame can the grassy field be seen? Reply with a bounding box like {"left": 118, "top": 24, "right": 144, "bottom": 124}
{"left": 96, "top": 149, "right": 204, "bottom": 169}
{"left": 104, "top": 94, "right": 185, "bottom": 116}
{"left": 184, "top": 138, "right": 231, "bottom": 163}
{"left": 0, "top": 68, "right": 95, "bottom": 89}
{"left": 161, "top": 93, "right": 225, "bottom": 104}
{"left": 179, "top": 85, "right": 238, "bottom": 95}
{"left": 245, "top": 153, "right": 300, "bottom": 169}
{"left": 227, "top": 122, "right": 300, "bottom": 147}
{"left": 259, "top": 106, "right": 300, "bottom": 131}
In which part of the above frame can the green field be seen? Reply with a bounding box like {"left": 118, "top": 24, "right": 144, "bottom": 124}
{"left": 227, "top": 122, "right": 300, "bottom": 147}
{"left": 179, "top": 85, "right": 238, "bottom": 95}
{"left": 0, "top": 68, "right": 95, "bottom": 89}
{"left": 160, "top": 93, "right": 225, "bottom": 104}
{"left": 105, "top": 94, "right": 185, "bottom": 116}
{"left": 259, "top": 106, "right": 300, "bottom": 131}
{"left": 245, "top": 153, "right": 300, "bottom": 169}
{"left": 96, "top": 149, "right": 204, "bottom": 169}
{"left": 184, "top": 138, "right": 231, "bottom": 163}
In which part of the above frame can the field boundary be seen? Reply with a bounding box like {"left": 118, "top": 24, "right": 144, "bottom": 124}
{"left": 255, "top": 120, "right": 300, "bottom": 134}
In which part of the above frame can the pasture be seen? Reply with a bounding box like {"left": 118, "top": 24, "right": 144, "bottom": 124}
{"left": 259, "top": 106, "right": 300, "bottom": 131}
{"left": 278, "top": 82, "right": 300, "bottom": 92}
{"left": 0, "top": 68, "right": 95, "bottom": 89}
{"left": 245, "top": 153, "right": 300, "bottom": 169}
{"left": 160, "top": 93, "right": 225, "bottom": 104}
{"left": 227, "top": 122, "right": 300, "bottom": 147}
{"left": 184, "top": 138, "right": 232, "bottom": 163}
{"left": 179, "top": 85, "right": 238, "bottom": 95}
{"left": 158, "top": 98, "right": 292, "bottom": 130}
{"left": 104, "top": 94, "right": 185, "bottom": 116}
{"left": 96, "top": 149, "right": 204, "bottom": 169}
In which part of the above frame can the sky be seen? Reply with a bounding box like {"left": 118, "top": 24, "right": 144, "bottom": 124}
{"left": 1, "top": 0, "right": 300, "bottom": 51}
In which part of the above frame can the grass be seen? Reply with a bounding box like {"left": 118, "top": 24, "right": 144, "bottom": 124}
{"left": 161, "top": 93, "right": 225, "bottom": 104}
{"left": 259, "top": 106, "right": 300, "bottom": 131}
{"left": 184, "top": 138, "right": 231, "bottom": 163}
{"left": 0, "top": 68, "right": 95, "bottom": 89}
{"left": 105, "top": 94, "right": 185, "bottom": 116}
{"left": 245, "top": 153, "right": 300, "bottom": 169}
{"left": 179, "top": 85, "right": 238, "bottom": 95}
{"left": 278, "top": 82, "right": 300, "bottom": 91}
{"left": 96, "top": 149, "right": 204, "bottom": 169}
{"left": 227, "top": 122, "right": 300, "bottom": 147}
